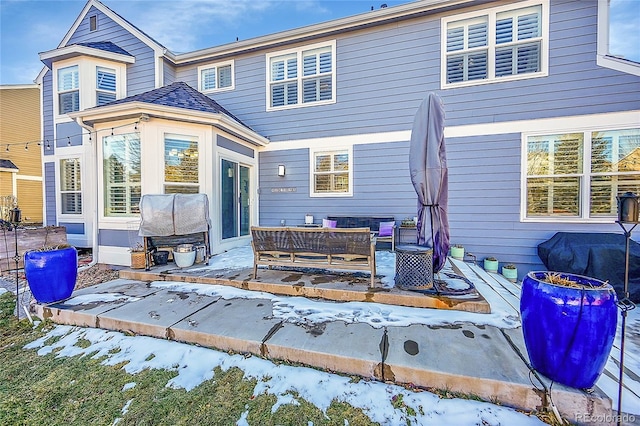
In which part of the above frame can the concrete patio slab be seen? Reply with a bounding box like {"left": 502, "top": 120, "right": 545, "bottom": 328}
{"left": 121, "top": 266, "right": 490, "bottom": 313}
{"left": 97, "top": 289, "right": 218, "bottom": 338}
{"left": 264, "top": 321, "right": 384, "bottom": 379}
{"left": 34, "top": 278, "right": 162, "bottom": 328}
{"left": 170, "top": 297, "right": 283, "bottom": 356}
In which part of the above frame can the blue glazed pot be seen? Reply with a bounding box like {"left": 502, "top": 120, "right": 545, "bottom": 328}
{"left": 520, "top": 271, "right": 618, "bottom": 389}
{"left": 25, "top": 246, "right": 78, "bottom": 303}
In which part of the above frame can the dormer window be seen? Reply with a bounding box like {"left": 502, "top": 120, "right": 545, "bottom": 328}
{"left": 89, "top": 15, "right": 97, "bottom": 32}
{"left": 58, "top": 65, "right": 80, "bottom": 114}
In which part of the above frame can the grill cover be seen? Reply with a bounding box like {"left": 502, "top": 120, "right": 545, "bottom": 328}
{"left": 138, "top": 194, "right": 210, "bottom": 237}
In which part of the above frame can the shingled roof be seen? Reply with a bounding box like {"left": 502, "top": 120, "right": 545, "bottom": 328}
{"left": 0, "top": 159, "right": 18, "bottom": 171}
{"left": 77, "top": 41, "right": 131, "bottom": 56}
{"left": 104, "top": 82, "right": 250, "bottom": 129}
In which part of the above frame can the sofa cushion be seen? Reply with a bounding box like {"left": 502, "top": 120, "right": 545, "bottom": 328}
{"left": 322, "top": 218, "right": 337, "bottom": 228}
{"left": 379, "top": 221, "right": 395, "bottom": 237}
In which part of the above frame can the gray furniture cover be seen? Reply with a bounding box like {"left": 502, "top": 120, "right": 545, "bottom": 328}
{"left": 538, "top": 232, "right": 640, "bottom": 302}
{"left": 138, "top": 194, "right": 211, "bottom": 237}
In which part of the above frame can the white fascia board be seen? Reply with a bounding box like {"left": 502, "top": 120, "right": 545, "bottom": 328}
{"left": 39, "top": 45, "right": 136, "bottom": 67}
{"left": 69, "top": 102, "right": 269, "bottom": 146}
{"left": 0, "top": 84, "right": 39, "bottom": 90}
{"left": 170, "top": 0, "right": 473, "bottom": 65}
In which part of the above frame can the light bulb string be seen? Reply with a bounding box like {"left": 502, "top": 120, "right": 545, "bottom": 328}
{"left": 2, "top": 119, "right": 140, "bottom": 152}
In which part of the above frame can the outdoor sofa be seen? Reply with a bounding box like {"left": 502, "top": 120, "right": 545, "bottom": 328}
{"left": 250, "top": 226, "right": 377, "bottom": 287}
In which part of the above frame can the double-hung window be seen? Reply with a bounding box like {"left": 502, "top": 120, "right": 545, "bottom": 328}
{"left": 443, "top": 1, "right": 547, "bottom": 87}
{"left": 198, "top": 61, "right": 234, "bottom": 92}
{"left": 310, "top": 148, "right": 352, "bottom": 196}
{"left": 525, "top": 128, "right": 640, "bottom": 220}
{"left": 103, "top": 133, "right": 141, "bottom": 216}
{"left": 96, "top": 67, "right": 116, "bottom": 106}
{"left": 164, "top": 134, "right": 200, "bottom": 194}
{"left": 58, "top": 65, "right": 79, "bottom": 114}
{"left": 60, "top": 158, "right": 82, "bottom": 214}
{"left": 267, "top": 41, "right": 335, "bottom": 110}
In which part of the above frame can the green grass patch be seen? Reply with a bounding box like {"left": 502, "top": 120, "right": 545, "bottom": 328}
{"left": 0, "top": 293, "right": 378, "bottom": 425}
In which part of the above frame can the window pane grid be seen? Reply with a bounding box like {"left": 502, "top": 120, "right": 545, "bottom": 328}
{"left": 164, "top": 137, "right": 199, "bottom": 191}
{"left": 446, "top": 5, "right": 542, "bottom": 84}
{"left": 60, "top": 158, "right": 82, "bottom": 214}
{"left": 269, "top": 44, "right": 333, "bottom": 108}
{"left": 526, "top": 128, "right": 639, "bottom": 219}
{"left": 313, "top": 151, "right": 349, "bottom": 194}
{"left": 103, "top": 133, "right": 141, "bottom": 216}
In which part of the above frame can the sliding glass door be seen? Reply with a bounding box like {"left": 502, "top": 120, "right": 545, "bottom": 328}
{"left": 221, "top": 159, "right": 250, "bottom": 239}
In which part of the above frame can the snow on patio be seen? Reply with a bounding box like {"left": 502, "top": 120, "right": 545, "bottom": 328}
{"left": 18, "top": 245, "right": 640, "bottom": 423}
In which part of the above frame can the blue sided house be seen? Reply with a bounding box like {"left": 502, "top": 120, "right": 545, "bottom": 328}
{"left": 36, "top": 0, "right": 639, "bottom": 273}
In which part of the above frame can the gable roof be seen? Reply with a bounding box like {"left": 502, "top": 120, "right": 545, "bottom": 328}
{"left": 36, "top": 0, "right": 163, "bottom": 83}
{"left": 104, "top": 81, "right": 249, "bottom": 129}
{"left": 39, "top": 41, "right": 134, "bottom": 69}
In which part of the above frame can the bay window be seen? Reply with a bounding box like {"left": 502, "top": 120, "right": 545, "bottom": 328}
{"left": 164, "top": 134, "right": 199, "bottom": 194}
{"left": 58, "top": 65, "right": 79, "bottom": 114}
{"left": 103, "top": 133, "right": 141, "bottom": 216}
{"left": 96, "top": 66, "right": 116, "bottom": 105}
{"left": 60, "top": 158, "right": 82, "bottom": 214}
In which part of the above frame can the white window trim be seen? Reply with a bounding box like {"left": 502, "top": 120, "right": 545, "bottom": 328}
{"left": 440, "top": 0, "right": 549, "bottom": 89}
{"left": 596, "top": 0, "right": 640, "bottom": 76}
{"left": 197, "top": 60, "right": 235, "bottom": 93}
{"left": 55, "top": 149, "right": 85, "bottom": 219}
{"left": 521, "top": 123, "right": 639, "bottom": 223}
{"left": 53, "top": 57, "right": 127, "bottom": 124}
{"left": 309, "top": 145, "right": 353, "bottom": 197}
{"left": 266, "top": 40, "right": 337, "bottom": 112}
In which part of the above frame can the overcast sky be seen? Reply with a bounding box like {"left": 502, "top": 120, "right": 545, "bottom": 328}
{"left": 0, "top": 0, "right": 638, "bottom": 85}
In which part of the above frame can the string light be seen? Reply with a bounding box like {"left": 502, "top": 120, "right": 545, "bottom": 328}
{"left": 0, "top": 119, "right": 139, "bottom": 152}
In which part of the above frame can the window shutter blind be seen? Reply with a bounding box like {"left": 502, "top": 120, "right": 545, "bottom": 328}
{"left": 467, "top": 52, "right": 487, "bottom": 80}
{"left": 58, "top": 66, "right": 78, "bottom": 91}
{"left": 496, "top": 18, "right": 513, "bottom": 44}
{"left": 202, "top": 68, "right": 216, "bottom": 90}
{"left": 518, "top": 12, "right": 540, "bottom": 40}
{"left": 218, "top": 65, "right": 232, "bottom": 88}
{"left": 287, "top": 58, "right": 297, "bottom": 78}
{"left": 447, "top": 27, "right": 464, "bottom": 52}
{"left": 97, "top": 68, "right": 116, "bottom": 91}
{"left": 319, "top": 52, "right": 332, "bottom": 73}
{"left": 468, "top": 22, "right": 487, "bottom": 48}
{"left": 303, "top": 54, "right": 316, "bottom": 76}
{"left": 60, "top": 92, "right": 80, "bottom": 114}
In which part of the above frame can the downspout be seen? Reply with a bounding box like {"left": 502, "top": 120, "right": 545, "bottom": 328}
{"left": 75, "top": 119, "right": 99, "bottom": 271}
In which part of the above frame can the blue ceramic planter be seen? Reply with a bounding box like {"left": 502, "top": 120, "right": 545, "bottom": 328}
{"left": 24, "top": 246, "right": 78, "bottom": 303}
{"left": 520, "top": 271, "right": 618, "bottom": 389}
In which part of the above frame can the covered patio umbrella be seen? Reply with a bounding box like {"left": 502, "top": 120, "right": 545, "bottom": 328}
{"left": 409, "top": 93, "right": 450, "bottom": 273}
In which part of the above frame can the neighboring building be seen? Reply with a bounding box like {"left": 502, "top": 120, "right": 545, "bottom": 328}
{"left": 0, "top": 85, "right": 43, "bottom": 224}
{"left": 36, "top": 0, "right": 640, "bottom": 273}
